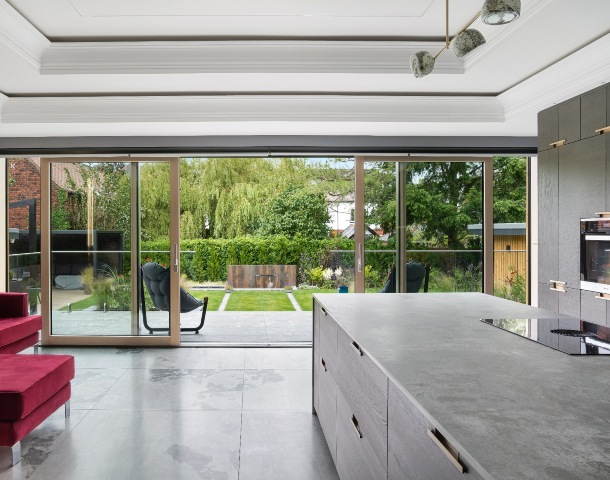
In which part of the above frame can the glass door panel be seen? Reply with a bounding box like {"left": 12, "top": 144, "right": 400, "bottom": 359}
{"left": 42, "top": 158, "right": 179, "bottom": 345}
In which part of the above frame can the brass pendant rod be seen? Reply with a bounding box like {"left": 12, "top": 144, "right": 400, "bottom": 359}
{"left": 434, "top": 5, "right": 482, "bottom": 60}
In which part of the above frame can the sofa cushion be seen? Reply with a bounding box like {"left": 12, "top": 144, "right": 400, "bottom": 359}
{"left": 0, "top": 354, "right": 75, "bottom": 421}
{"left": 0, "top": 293, "right": 28, "bottom": 318}
{"left": 0, "top": 333, "right": 39, "bottom": 355}
{"left": 0, "top": 315, "right": 42, "bottom": 349}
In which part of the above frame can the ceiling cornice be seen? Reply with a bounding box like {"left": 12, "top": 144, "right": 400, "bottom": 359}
{"left": 40, "top": 40, "right": 465, "bottom": 75}
{"left": 501, "top": 33, "right": 610, "bottom": 119}
{"left": 0, "top": 0, "right": 49, "bottom": 69}
{"left": 1, "top": 95, "right": 503, "bottom": 124}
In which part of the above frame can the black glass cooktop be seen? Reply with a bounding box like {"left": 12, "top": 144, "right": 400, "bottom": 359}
{"left": 481, "top": 318, "right": 610, "bottom": 355}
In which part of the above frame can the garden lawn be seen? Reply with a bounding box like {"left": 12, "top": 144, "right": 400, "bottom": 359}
{"left": 292, "top": 289, "right": 337, "bottom": 311}
{"left": 190, "top": 290, "right": 225, "bottom": 311}
{"left": 225, "top": 290, "right": 294, "bottom": 311}
{"left": 58, "top": 295, "right": 97, "bottom": 311}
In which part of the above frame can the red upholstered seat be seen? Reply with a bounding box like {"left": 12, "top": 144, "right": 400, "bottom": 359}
{"left": 0, "top": 354, "right": 75, "bottom": 422}
{"left": 0, "top": 316, "right": 42, "bottom": 351}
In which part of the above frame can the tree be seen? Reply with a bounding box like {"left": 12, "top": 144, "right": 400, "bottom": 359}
{"left": 257, "top": 185, "right": 330, "bottom": 239}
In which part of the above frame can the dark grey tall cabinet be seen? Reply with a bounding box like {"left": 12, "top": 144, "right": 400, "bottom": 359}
{"left": 538, "top": 84, "right": 610, "bottom": 326}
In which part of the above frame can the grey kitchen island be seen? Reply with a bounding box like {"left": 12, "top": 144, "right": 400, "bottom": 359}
{"left": 312, "top": 293, "right": 610, "bottom": 480}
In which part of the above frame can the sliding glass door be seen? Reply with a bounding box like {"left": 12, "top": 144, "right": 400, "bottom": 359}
{"left": 354, "top": 156, "right": 493, "bottom": 294}
{"left": 40, "top": 157, "right": 181, "bottom": 346}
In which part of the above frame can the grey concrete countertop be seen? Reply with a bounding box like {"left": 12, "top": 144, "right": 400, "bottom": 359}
{"left": 313, "top": 292, "right": 610, "bottom": 480}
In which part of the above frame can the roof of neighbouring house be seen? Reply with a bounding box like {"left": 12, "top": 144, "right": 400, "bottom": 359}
{"left": 467, "top": 223, "right": 526, "bottom": 236}
{"left": 341, "top": 222, "right": 378, "bottom": 239}
{"left": 27, "top": 158, "right": 88, "bottom": 191}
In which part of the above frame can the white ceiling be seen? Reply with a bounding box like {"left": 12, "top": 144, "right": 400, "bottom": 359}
{"left": 0, "top": 0, "right": 609, "bottom": 139}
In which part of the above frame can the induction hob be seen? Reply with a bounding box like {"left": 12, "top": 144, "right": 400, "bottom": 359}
{"left": 481, "top": 318, "right": 610, "bottom": 355}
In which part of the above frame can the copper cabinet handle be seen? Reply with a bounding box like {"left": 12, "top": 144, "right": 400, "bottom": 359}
{"left": 550, "top": 139, "right": 566, "bottom": 148}
{"left": 351, "top": 340, "right": 363, "bottom": 356}
{"left": 427, "top": 429, "right": 464, "bottom": 474}
{"left": 595, "top": 126, "right": 610, "bottom": 135}
{"left": 321, "top": 307, "right": 328, "bottom": 316}
{"left": 595, "top": 293, "right": 610, "bottom": 301}
{"left": 351, "top": 415, "right": 362, "bottom": 438}
{"left": 549, "top": 280, "right": 565, "bottom": 292}
{"left": 320, "top": 358, "right": 327, "bottom": 371}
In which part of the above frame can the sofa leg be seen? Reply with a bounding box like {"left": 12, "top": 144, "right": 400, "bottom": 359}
{"left": 65, "top": 400, "right": 71, "bottom": 418}
{"left": 11, "top": 442, "right": 21, "bottom": 466}
{"left": 34, "top": 344, "right": 39, "bottom": 354}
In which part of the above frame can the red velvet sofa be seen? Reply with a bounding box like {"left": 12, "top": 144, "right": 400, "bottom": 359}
{"left": 0, "top": 293, "right": 42, "bottom": 354}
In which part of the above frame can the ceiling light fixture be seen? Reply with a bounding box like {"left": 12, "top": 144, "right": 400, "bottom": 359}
{"left": 410, "top": 0, "right": 520, "bottom": 78}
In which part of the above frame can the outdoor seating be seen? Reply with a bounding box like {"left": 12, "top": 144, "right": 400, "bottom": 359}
{"left": 380, "top": 262, "right": 430, "bottom": 293}
{"left": 141, "top": 262, "right": 208, "bottom": 334}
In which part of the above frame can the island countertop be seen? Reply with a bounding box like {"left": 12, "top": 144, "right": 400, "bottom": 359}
{"left": 312, "top": 292, "right": 610, "bottom": 480}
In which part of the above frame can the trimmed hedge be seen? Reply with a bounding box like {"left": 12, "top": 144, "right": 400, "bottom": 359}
{"left": 141, "top": 236, "right": 361, "bottom": 283}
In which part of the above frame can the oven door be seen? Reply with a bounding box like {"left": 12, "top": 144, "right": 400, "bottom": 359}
{"left": 581, "top": 234, "right": 610, "bottom": 294}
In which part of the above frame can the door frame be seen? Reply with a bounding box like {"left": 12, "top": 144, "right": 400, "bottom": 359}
{"left": 40, "top": 156, "right": 181, "bottom": 347}
{"left": 354, "top": 156, "right": 493, "bottom": 294}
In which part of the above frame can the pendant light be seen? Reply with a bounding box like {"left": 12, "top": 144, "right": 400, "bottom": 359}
{"left": 482, "top": 0, "right": 521, "bottom": 25}
{"left": 410, "top": 0, "right": 519, "bottom": 78}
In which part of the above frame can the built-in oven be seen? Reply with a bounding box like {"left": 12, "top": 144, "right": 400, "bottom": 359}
{"left": 581, "top": 215, "right": 610, "bottom": 294}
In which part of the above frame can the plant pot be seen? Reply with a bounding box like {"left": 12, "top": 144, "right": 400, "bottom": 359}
{"left": 83, "top": 284, "right": 92, "bottom": 295}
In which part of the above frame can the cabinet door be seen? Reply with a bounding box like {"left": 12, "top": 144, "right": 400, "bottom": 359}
{"left": 337, "top": 327, "right": 388, "bottom": 473}
{"left": 538, "top": 283, "right": 558, "bottom": 313}
{"left": 388, "top": 383, "right": 484, "bottom": 480}
{"left": 336, "top": 389, "right": 387, "bottom": 480}
{"left": 558, "top": 136, "right": 606, "bottom": 288}
{"left": 319, "top": 305, "right": 338, "bottom": 378}
{"left": 558, "top": 98, "right": 581, "bottom": 144}
{"left": 318, "top": 356, "right": 337, "bottom": 464}
{"left": 581, "top": 289, "right": 607, "bottom": 326}
{"left": 581, "top": 87, "right": 607, "bottom": 140}
{"left": 538, "top": 148, "right": 559, "bottom": 284}
{"left": 558, "top": 286, "right": 580, "bottom": 318}
{"left": 538, "top": 106, "right": 558, "bottom": 151}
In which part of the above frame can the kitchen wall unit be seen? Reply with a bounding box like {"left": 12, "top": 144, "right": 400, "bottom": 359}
{"left": 538, "top": 83, "right": 610, "bottom": 326}
{"left": 312, "top": 293, "right": 610, "bottom": 480}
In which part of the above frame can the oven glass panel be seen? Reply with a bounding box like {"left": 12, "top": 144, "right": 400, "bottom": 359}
{"left": 583, "top": 237, "right": 610, "bottom": 285}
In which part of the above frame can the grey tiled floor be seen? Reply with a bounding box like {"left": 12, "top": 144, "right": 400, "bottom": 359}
{"left": 0, "top": 347, "right": 338, "bottom": 480}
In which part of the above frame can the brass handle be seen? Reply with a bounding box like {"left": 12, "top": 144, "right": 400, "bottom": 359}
{"left": 320, "top": 358, "right": 327, "bottom": 371}
{"left": 549, "top": 139, "right": 566, "bottom": 148}
{"left": 595, "top": 126, "right": 610, "bottom": 135}
{"left": 427, "top": 429, "right": 464, "bottom": 474}
{"left": 351, "top": 415, "right": 362, "bottom": 438}
{"left": 549, "top": 280, "right": 565, "bottom": 293}
{"left": 595, "top": 293, "right": 610, "bottom": 301}
{"left": 321, "top": 307, "right": 328, "bottom": 316}
{"left": 351, "top": 341, "right": 363, "bottom": 356}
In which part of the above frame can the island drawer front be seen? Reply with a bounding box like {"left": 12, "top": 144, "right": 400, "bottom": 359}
{"left": 337, "top": 326, "right": 388, "bottom": 472}
{"left": 388, "top": 382, "right": 484, "bottom": 480}
{"left": 336, "top": 389, "right": 387, "bottom": 480}
{"left": 318, "top": 357, "right": 337, "bottom": 464}
{"left": 319, "top": 306, "right": 338, "bottom": 378}
{"left": 313, "top": 310, "right": 320, "bottom": 413}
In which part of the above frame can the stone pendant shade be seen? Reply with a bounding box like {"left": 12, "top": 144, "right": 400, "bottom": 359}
{"left": 410, "top": 51, "right": 435, "bottom": 78}
{"left": 452, "top": 29, "right": 486, "bottom": 58}
{"left": 481, "top": 0, "right": 521, "bottom": 25}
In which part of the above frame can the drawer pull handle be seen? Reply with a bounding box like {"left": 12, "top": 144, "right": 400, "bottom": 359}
{"left": 549, "top": 139, "right": 566, "bottom": 148}
{"left": 427, "top": 429, "right": 464, "bottom": 474}
{"left": 320, "top": 358, "right": 327, "bottom": 371}
{"left": 549, "top": 280, "right": 565, "bottom": 292}
{"left": 351, "top": 341, "right": 363, "bottom": 356}
{"left": 595, "top": 126, "right": 610, "bottom": 135}
{"left": 595, "top": 293, "right": 610, "bottom": 301}
{"left": 351, "top": 415, "right": 362, "bottom": 438}
{"left": 321, "top": 307, "right": 328, "bottom": 316}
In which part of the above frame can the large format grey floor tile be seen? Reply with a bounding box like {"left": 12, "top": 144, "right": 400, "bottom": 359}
{"left": 0, "top": 409, "right": 89, "bottom": 479}
{"left": 27, "top": 410, "right": 242, "bottom": 480}
{"left": 244, "top": 348, "right": 312, "bottom": 370}
{"left": 239, "top": 411, "right": 339, "bottom": 480}
{"left": 70, "top": 368, "right": 126, "bottom": 409}
{"left": 242, "top": 369, "right": 312, "bottom": 411}
{"left": 94, "top": 368, "right": 245, "bottom": 411}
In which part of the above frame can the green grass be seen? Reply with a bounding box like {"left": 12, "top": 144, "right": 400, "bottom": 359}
{"left": 190, "top": 290, "right": 225, "bottom": 311}
{"left": 225, "top": 290, "right": 294, "bottom": 311}
{"left": 58, "top": 295, "right": 97, "bottom": 311}
{"left": 292, "top": 289, "right": 336, "bottom": 311}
